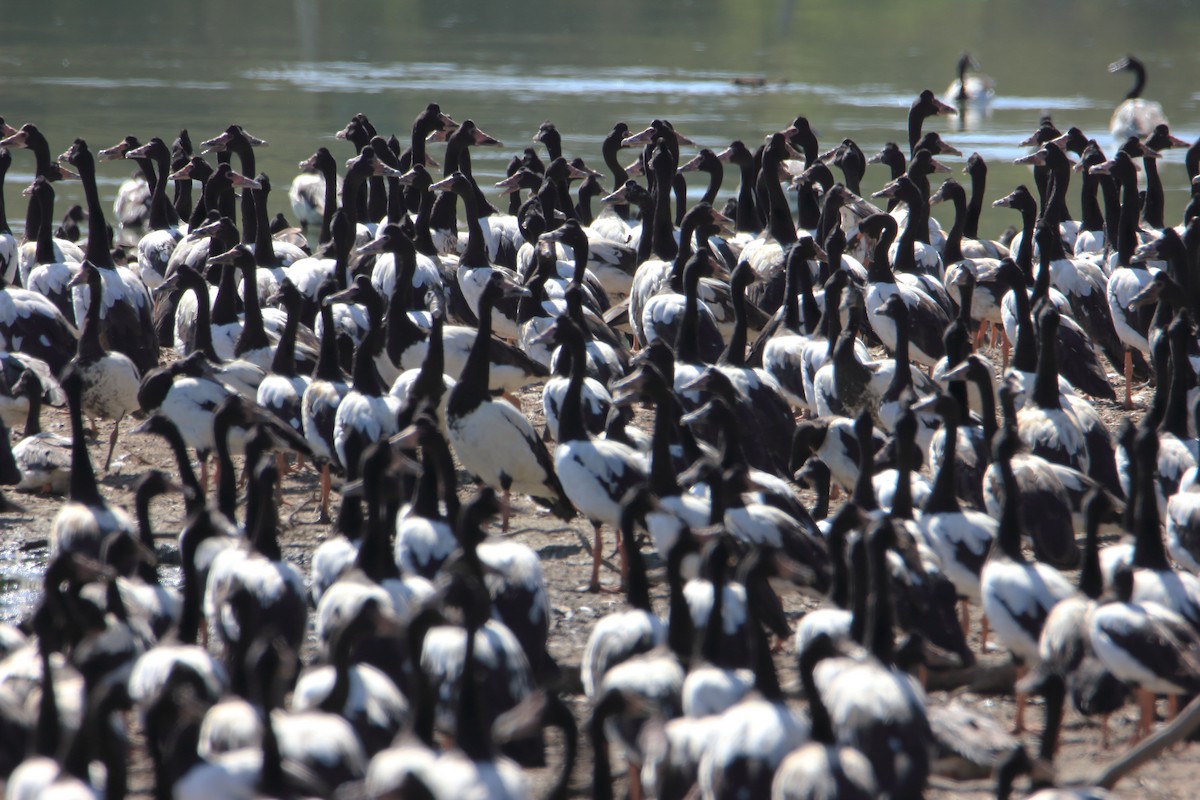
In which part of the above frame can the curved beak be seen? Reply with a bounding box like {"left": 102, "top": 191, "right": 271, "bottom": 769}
{"left": 429, "top": 175, "right": 457, "bottom": 193}
{"left": 208, "top": 245, "right": 244, "bottom": 266}
{"left": 126, "top": 142, "right": 156, "bottom": 160}
{"left": 324, "top": 284, "right": 362, "bottom": 306}
{"left": 356, "top": 237, "right": 389, "bottom": 256}
{"left": 1014, "top": 151, "right": 1047, "bottom": 167}
{"left": 1161, "top": 133, "right": 1190, "bottom": 149}
{"left": 1017, "top": 131, "right": 1041, "bottom": 147}
{"left": 168, "top": 163, "right": 195, "bottom": 181}
{"left": 621, "top": 126, "right": 656, "bottom": 148}
{"left": 931, "top": 97, "right": 958, "bottom": 116}
{"left": 389, "top": 424, "right": 422, "bottom": 450}
{"left": 0, "top": 121, "right": 16, "bottom": 139}
{"left": 0, "top": 130, "right": 28, "bottom": 149}
{"left": 600, "top": 185, "right": 628, "bottom": 205}
{"left": 679, "top": 399, "right": 714, "bottom": 426}
{"left": 866, "top": 150, "right": 886, "bottom": 165}
{"left": 229, "top": 171, "right": 261, "bottom": 191}
{"left": 98, "top": 142, "right": 131, "bottom": 162}
{"left": 396, "top": 167, "right": 423, "bottom": 187}
{"left": 472, "top": 127, "right": 502, "bottom": 147}
{"left": 1088, "top": 159, "right": 1117, "bottom": 176}
{"left": 494, "top": 173, "right": 524, "bottom": 195}
{"left": 566, "top": 162, "right": 594, "bottom": 180}
{"left": 625, "top": 158, "right": 644, "bottom": 178}
{"left": 872, "top": 180, "right": 900, "bottom": 199}
{"left": 714, "top": 146, "right": 735, "bottom": 163}
{"left": 200, "top": 131, "right": 231, "bottom": 153}
{"left": 992, "top": 191, "right": 1020, "bottom": 208}
{"left": 929, "top": 157, "right": 951, "bottom": 174}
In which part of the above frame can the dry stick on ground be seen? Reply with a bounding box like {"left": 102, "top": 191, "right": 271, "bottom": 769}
{"left": 1091, "top": 694, "right": 1200, "bottom": 789}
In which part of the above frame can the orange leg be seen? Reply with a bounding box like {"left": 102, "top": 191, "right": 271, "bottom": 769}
{"left": 318, "top": 465, "right": 331, "bottom": 524}
{"left": 1012, "top": 665, "right": 1028, "bottom": 734}
{"left": 628, "top": 762, "right": 645, "bottom": 800}
{"left": 972, "top": 321, "right": 988, "bottom": 351}
{"left": 502, "top": 488, "right": 512, "bottom": 533}
{"left": 1136, "top": 688, "right": 1156, "bottom": 741}
{"left": 980, "top": 614, "right": 990, "bottom": 652}
{"left": 1124, "top": 349, "right": 1134, "bottom": 410}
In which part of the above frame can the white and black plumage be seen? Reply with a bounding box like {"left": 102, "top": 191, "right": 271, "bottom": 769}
{"left": 49, "top": 366, "right": 136, "bottom": 561}
{"left": 609, "top": 362, "right": 710, "bottom": 555}
{"left": 0, "top": 267, "right": 79, "bottom": 379}
{"left": 1018, "top": 302, "right": 1090, "bottom": 473}
{"left": 945, "top": 52, "right": 995, "bottom": 104}
{"left": 915, "top": 393, "right": 997, "bottom": 632}
{"left": 982, "top": 374, "right": 1080, "bottom": 569}
{"left": 578, "top": 489, "right": 667, "bottom": 700}
{"left": 291, "top": 596, "right": 409, "bottom": 756}
{"left": 203, "top": 457, "right": 308, "bottom": 680}
{"left": 630, "top": 200, "right": 725, "bottom": 353}
{"left": 709, "top": 461, "right": 830, "bottom": 597}
{"left": 392, "top": 416, "right": 460, "bottom": 580}
{"left": 124, "top": 137, "right": 186, "bottom": 288}
{"left": 446, "top": 271, "right": 574, "bottom": 531}
{"left": 1021, "top": 491, "right": 1130, "bottom": 754}
{"left": 136, "top": 348, "right": 242, "bottom": 496}
{"left": 856, "top": 212, "right": 948, "bottom": 367}
{"left": 589, "top": 511, "right": 695, "bottom": 800}
{"left": 1095, "top": 150, "right": 1156, "bottom": 409}
{"left": 981, "top": 428, "right": 1079, "bottom": 732}
{"left": 9, "top": 368, "right": 71, "bottom": 494}
{"left": 874, "top": 172, "right": 947, "bottom": 284}
{"left": 60, "top": 138, "right": 159, "bottom": 374}
{"left": 541, "top": 341, "right": 611, "bottom": 443}
{"left": 22, "top": 175, "right": 80, "bottom": 326}
{"left": 301, "top": 278, "right": 351, "bottom": 523}
{"left": 329, "top": 276, "right": 403, "bottom": 486}
{"left": 452, "top": 488, "right": 559, "bottom": 683}
{"left": 759, "top": 237, "right": 826, "bottom": 410}
{"left": 697, "top": 570, "right": 811, "bottom": 800}
{"left": 0, "top": 145, "right": 19, "bottom": 284}
{"left": 290, "top": 145, "right": 339, "bottom": 235}
{"left": 1168, "top": 465, "right": 1200, "bottom": 575}
{"left": 542, "top": 313, "right": 646, "bottom": 591}
{"left": 1123, "top": 425, "right": 1200, "bottom": 632}
{"left": 0, "top": 123, "right": 86, "bottom": 281}
{"left": 1090, "top": 561, "right": 1200, "bottom": 741}
{"left": 255, "top": 278, "right": 310, "bottom": 439}
{"left": 810, "top": 518, "right": 933, "bottom": 797}
{"left": 104, "top": 469, "right": 185, "bottom": 640}
{"left": 67, "top": 261, "right": 141, "bottom": 471}
{"left": 0, "top": 348, "right": 62, "bottom": 430}
{"left": 433, "top": 171, "right": 527, "bottom": 340}
{"left": 1109, "top": 55, "right": 1168, "bottom": 140}
{"left": 367, "top": 220, "right": 547, "bottom": 395}
{"left": 778, "top": 633, "right": 879, "bottom": 800}
{"left": 419, "top": 559, "right": 540, "bottom": 769}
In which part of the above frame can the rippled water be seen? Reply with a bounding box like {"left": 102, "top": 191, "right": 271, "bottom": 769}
{"left": 2, "top": 0, "right": 1200, "bottom": 616}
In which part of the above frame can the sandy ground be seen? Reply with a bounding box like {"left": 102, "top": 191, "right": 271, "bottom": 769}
{"left": 0, "top": 339, "right": 1196, "bottom": 799}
